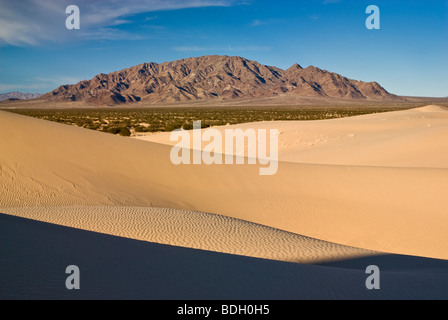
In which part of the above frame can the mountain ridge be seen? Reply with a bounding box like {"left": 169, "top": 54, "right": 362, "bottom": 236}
{"left": 0, "top": 92, "right": 42, "bottom": 101}
{"left": 41, "top": 55, "right": 399, "bottom": 105}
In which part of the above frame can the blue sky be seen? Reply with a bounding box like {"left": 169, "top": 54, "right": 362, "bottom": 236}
{"left": 0, "top": 0, "right": 447, "bottom": 97}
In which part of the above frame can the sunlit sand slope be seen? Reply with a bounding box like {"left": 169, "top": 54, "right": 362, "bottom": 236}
{"left": 136, "top": 105, "right": 448, "bottom": 168}
{"left": 1, "top": 206, "right": 376, "bottom": 263}
{"left": 1, "top": 107, "right": 447, "bottom": 260}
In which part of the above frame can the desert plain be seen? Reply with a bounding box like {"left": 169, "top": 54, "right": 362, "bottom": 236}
{"left": 1, "top": 104, "right": 447, "bottom": 299}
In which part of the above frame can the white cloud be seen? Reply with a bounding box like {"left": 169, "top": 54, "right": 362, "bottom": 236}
{"left": 144, "top": 16, "right": 158, "bottom": 21}
{"left": 173, "top": 45, "right": 270, "bottom": 52}
{"left": 35, "top": 76, "right": 84, "bottom": 86}
{"left": 0, "top": 0, "right": 236, "bottom": 46}
{"left": 251, "top": 19, "right": 264, "bottom": 27}
{"left": 0, "top": 75, "right": 84, "bottom": 93}
{"left": 249, "top": 18, "right": 285, "bottom": 28}
{"left": 173, "top": 46, "right": 205, "bottom": 52}
{"left": 0, "top": 83, "right": 42, "bottom": 92}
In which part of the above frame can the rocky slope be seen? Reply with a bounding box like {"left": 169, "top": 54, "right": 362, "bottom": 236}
{"left": 41, "top": 55, "right": 398, "bottom": 105}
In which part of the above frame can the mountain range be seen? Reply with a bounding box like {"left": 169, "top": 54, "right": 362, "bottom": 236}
{"left": 0, "top": 92, "right": 42, "bottom": 102}
{"left": 41, "top": 55, "right": 398, "bottom": 105}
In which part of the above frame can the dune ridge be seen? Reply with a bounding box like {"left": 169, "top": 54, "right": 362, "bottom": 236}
{"left": 0, "top": 106, "right": 447, "bottom": 261}
{"left": 0, "top": 206, "right": 377, "bottom": 264}
{"left": 135, "top": 105, "right": 448, "bottom": 168}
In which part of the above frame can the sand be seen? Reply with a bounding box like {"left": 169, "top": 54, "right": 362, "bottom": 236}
{"left": 1, "top": 206, "right": 376, "bottom": 264}
{"left": 2, "top": 213, "right": 447, "bottom": 300}
{"left": 0, "top": 106, "right": 447, "bottom": 298}
{"left": 135, "top": 105, "right": 448, "bottom": 168}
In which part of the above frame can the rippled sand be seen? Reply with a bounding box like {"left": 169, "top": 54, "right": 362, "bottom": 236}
{"left": 1, "top": 206, "right": 376, "bottom": 263}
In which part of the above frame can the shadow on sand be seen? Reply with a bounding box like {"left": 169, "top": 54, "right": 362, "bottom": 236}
{"left": 1, "top": 213, "right": 447, "bottom": 300}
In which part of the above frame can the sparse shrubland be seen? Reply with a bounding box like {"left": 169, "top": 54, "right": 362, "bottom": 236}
{"left": 8, "top": 105, "right": 413, "bottom": 136}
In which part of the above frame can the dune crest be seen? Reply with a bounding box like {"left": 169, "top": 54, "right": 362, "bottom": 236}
{"left": 414, "top": 105, "right": 448, "bottom": 112}
{"left": 136, "top": 105, "right": 448, "bottom": 168}
{"left": 0, "top": 206, "right": 377, "bottom": 264}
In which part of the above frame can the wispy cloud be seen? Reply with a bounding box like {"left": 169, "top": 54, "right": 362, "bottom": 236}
{"left": 173, "top": 45, "right": 271, "bottom": 52}
{"left": 79, "top": 27, "right": 147, "bottom": 41}
{"left": 250, "top": 19, "right": 265, "bottom": 27}
{"left": 0, "top": 83, "right": 43, "bottom": 92}
{"left": 174, "top": 46, "right": 205, "bottom": 52}
{"left": 0, "top": 0, "right": 237, "bottom": 46}
{"left": 249, "top": 18, "right": 285, "bottom": 27}
{"left": 0, "top": 75, "right": 84, "bottom": 93}
{"left": 35, "top": 76, "right": 84, "bottom": 86}
{"left": 144, "top": 16, "right": 158, "bottom": 21}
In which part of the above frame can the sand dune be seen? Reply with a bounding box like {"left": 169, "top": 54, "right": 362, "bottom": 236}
{"left": 135, "top": 105, "right": 448, "bottom": 168}
{"left": 2, "top": 213, "right": 447, "bottom": 300}
{"left": 1, "top": 206, "right": 376, "bottom": 264}
{"left": 1, "top": 106, "right": 447, "bottom": 262}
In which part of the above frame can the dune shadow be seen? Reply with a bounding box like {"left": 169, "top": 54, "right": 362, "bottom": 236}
{"left": 1, "top": 213, "right": 446, "bottom": 300}
{"left": 316, "top": 253, "right": 448, "bottom": 272}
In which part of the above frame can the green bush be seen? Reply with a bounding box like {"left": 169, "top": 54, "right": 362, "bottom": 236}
{"left": 164, "top": 123, "right": 180, "bottom": 132}
{"left": 106, "top": 127, "right": 131, "bottom": 136}
{"left": 134, "top": 126, "right": 148, "bottom": 133}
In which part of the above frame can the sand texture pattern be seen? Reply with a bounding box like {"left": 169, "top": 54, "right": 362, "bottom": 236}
{"left": 1, "top": 106, "right": 447, "bottom": 262}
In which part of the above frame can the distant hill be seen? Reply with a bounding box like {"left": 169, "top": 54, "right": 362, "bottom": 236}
{"left": 40, "top": 55, "right": 400, "bottom": 105}
{"left": 0, "top": 92, "right": 42, "bottom": 101}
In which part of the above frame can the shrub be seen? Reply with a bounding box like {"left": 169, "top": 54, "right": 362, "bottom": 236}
{"left": 134, "top": 126, "right": 147, "bottom": 133}
{"left": 106, "top": 127, "right": 131, "bottom": 136}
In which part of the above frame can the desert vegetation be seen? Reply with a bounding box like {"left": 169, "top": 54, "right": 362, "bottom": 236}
{"left": 8, "top": 106, "right": 412, "bottom": 136}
